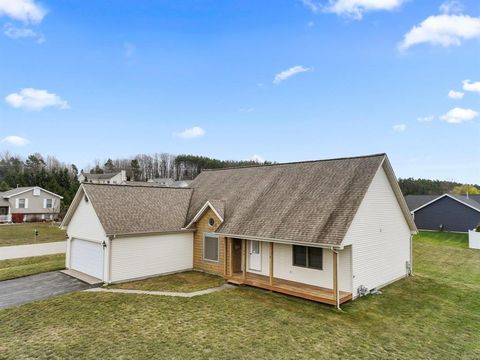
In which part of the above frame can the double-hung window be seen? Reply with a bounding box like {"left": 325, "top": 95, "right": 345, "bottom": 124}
{"left": 204, "top": 234, "right": 219, "bottom": 262}
{"left": 292, "top": 245, "right": 323, "bottom": 270}
{"left": 18, "top": 198, "right": 26, "bottom": 209}
{"left": 45, "top": 199, "right": 53, "bottom": 208}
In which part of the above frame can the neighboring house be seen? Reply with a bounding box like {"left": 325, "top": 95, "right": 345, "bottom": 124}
{"left": 405, "top": 194, "right": 480, "bottom": 233}
{"left": 147, "top": 178, "right": 192, "bottom": 187}
{"left": 0, "top": 186, "right": 63, "bottom": 222}
{"left": 78, "top": 170, "right": 127, "bottom": 184}
{"left": 61, "top": 154, "right": 416, "bottom": 307}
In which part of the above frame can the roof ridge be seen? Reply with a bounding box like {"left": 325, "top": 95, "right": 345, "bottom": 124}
{"left": 201, "top": 153, "right": 387, "bottom": 172}
{"left": 82, "top": 183, "right": 191, "bottom": 190}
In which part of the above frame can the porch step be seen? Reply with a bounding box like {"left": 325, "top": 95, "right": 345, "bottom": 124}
{"left": 61, "top": 269, "right": 103, "bottom": 286}
{"left": 226, "top": 278, "right": 244, "bottom": 285}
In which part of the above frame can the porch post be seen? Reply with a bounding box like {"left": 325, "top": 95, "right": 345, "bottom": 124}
{"left": 333, "top": 250, "right": 339, "bottom": 309}
{"left": 223, "top": 237, "right": 228, "bottom": 277}
{"left": 269, "top": 242, "right": 274, "bottom": 286}
{"left": 242, "top": 239, "right": 247, "bottom": 280}
{"left": 229, "top": 238, "right": 233, "bottom": 277}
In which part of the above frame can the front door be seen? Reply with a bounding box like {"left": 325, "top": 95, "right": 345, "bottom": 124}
{"left": 249, "top": 240, "right": 261, "bottom": 271}
{"left": 232, "top": 239, "right": 242, "bottom": 273}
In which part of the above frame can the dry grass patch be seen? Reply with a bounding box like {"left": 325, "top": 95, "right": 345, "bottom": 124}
{"left": 108, "top": 271, "right": 225, "bottom": 292}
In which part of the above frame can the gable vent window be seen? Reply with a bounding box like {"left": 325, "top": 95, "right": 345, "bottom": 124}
{"left": 293, "top": 245, "right": 323, "bottom": 270}
{"left": 33, "top": 188, "right": 40, "bottom": 196}
{"left": 204, "top": 234, "right": 219, "bottom": 262}
{"left": 208, "top": 218, "right": 215, "bottom": 227}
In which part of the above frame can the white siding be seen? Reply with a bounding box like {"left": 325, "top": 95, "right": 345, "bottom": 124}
{"left": 246, "top": 242, "right": 352, "bottom": 292}
{"left": 110, "top": 232, "right": 194, "bottom": 282}
{"left": 343, "top": 165, "right": 412, "bottom": 296}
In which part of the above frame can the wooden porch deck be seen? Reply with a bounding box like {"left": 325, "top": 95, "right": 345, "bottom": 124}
{"left": 225, "top": 272, "right": 352, "bottom": 305}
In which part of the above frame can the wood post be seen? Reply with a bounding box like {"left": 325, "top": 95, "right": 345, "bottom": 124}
{"left": 269, "top": 242, "right": 274, "bottom": 286}
{"left": 333, "top": 250, "right": 339, "bottom": 308}
{"left": 229, "top": 238, "right": 233, "bottom": 277}
{"left": 223, "top": 237, "right": 227, "bottom": 276}
{"left": 242, "top": 239, "right": 247, "bottom": 280}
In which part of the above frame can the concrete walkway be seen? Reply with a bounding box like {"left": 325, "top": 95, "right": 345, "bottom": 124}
{"left": 85, "top": 283, "right": 234, "bottom": 298}
{"left": 0, "top": 271, "right": 92, "bottom": 309}
{"left": 0, "top": 241, "right": 66, "bottom": 260}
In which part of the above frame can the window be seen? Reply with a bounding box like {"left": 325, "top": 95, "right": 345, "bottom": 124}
{"left": 204, "top": 234, "right": 219, "bottom": 262}
{"left": 208, "top": 218, "right": 215, "bottom": 227}
{"left": 18, "top": 198, "right": 26, "bottom": 209}
{"left": 251, "top": 240, "right": 260, "bottom": 254}
{"left": 45, "top": 199, "right": 53, "bottom": 208}
{"left": 293, "top": 245, "right": 323, "bottom": 270}
{"left": 33, "top": 188, "right": 40, "bottom": 196}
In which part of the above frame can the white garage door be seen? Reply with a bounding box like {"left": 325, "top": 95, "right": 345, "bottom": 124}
{"left": 70, "top": 238, "right": 104, "bottom": 280}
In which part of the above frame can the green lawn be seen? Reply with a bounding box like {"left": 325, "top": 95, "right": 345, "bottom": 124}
{"left": 0, "top": 254, "right": 65, "bottom": 281}
{"left": 0, "top": 232, "right": 479, "bottom": 359}
{"left": 0, "top": 223, "right": 66, "bottom": 247}
{"left": 109, "top": 271, "right": 225, "bottom": 292}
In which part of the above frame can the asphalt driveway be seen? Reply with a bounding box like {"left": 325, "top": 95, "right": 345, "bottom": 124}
{"left": 0, "top": 271, "right": 92, "bottom": 309}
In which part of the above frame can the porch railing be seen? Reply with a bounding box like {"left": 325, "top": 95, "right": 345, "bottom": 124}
{"left": 0, "top": 214, "right": 12, "bottom": 223}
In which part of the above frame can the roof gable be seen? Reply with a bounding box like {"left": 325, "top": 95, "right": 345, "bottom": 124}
{"left": 1, "top": 186, "right": 63, "bottom": 199}
{"left": 410, "top": 194, "right": 480, "bottom": 214}
{"left": 187, "top": 154, "right": 395, "bottom": 245}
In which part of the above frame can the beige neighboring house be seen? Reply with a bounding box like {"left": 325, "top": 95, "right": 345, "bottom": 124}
{"left": 61, "top": 153, "right": 417, "bottom": 308}
{"left": 78, "top": 170, "right": 127, "bottom": 184}
{"left": 0, "top": 186, "right": 63, "bottom": 222}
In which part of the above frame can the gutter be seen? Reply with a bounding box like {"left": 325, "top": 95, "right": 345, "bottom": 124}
{"left": 106, "top": 228, "right": 195, "bottom": 238}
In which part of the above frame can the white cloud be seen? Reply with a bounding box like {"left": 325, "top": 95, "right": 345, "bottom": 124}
{"left": 273, "top": 65, "right": 311, "bottom": 85}
{"left": 302, "top": 0, "right": 405, "bottom": 19}
{"left": 462, "top": 79, "right": 480, "bottom": 93}
{"left": 123, "top": 42, "right": 136, "bottom": 58}
{"left": 439, "top": 0, "right": 463, "bottom": 15}
{"left": 251, "top": 154, "right": 265, "bottom": 163}
{"left": 3, "top": 23, "right": 44, "bottom": 43}
{"left": 239, "top": 107, "right": 255, "bottom": 113}
{"left": 5, "top": 88, "right": 69, "bottom": 111}
{"left": 399, "top": 14, "right": 480, "bottom": 50}
{"left": 0, "top": 0, "right": 47, "bottom": 23}
{"left": 448, "top": 90, "right": 464, "bottom": 99}
{"left": 1, "top": 135, "right": 29, "bottom": 146}
{"left": 440, "top": 107, "right": 478, "bottom": 123}
{"left": 417, "top": 115, "right": 435, "bottom": 122}
{"left": 175, "top": 126, "right": 205, "bottom": 139}
{"left": 393, "top": 124, "right": 407, "bottom": 132}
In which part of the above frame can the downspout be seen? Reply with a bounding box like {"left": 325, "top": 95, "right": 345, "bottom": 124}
{"left": 409, "top": 234, "right": 414, "bottom": 276}
{"left": 332, "top": 247, "right": 341, "bottom": 311}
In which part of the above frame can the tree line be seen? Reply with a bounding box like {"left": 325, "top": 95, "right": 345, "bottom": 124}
{"left": 398, "top": 178, "right": 480, "bottom": 196}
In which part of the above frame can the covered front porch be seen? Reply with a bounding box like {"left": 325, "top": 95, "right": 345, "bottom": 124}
{"left": 223, "top": 238, "right": 352, "bottom": 306}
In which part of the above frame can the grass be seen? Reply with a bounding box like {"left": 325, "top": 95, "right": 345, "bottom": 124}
{"left": 108, "top": 271, "right": 225, "bottom": 292}
{"left": 0, "top": 254, "right": 65, "bottom": 281}
{"left": 0, "top": 223, "right": 66, "bottom": 247}
{"left": 0, "top": 231, "right": 479, "bottom": 359}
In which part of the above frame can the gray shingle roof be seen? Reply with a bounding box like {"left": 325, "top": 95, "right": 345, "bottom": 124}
{"left": 82, "top": 184, "right": 193, "bottom": 236}
{"left": 187, "top": 154, "right": 386, "bottom": 245}
{"left": 404, "top": 195, "right": 438, "bottom": 211}
{"left": 1, "top": 187, "right": 35, "bottom": 197}
{"left": 82, "top": 172, "right": 121, "bottom": 180}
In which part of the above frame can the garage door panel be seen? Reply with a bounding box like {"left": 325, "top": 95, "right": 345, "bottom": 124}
{"left": 70, "top": 238, "right": 104, "bottom": 280}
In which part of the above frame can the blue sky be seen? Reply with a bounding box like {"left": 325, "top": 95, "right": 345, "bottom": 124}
{"left": 0, "top": 0, "right": 479, "bottom": 183}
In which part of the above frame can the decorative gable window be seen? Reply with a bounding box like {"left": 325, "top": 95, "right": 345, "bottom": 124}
{"left": 204, "top": 234, "right": 219, "bottom": 262}
{"left": 293, "top": 245, "right": 323, "bottom": 270}
{"left": 33, "top": 188, "right": 40, "bottom": 196}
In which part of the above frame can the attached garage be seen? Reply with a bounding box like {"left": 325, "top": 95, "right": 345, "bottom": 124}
{"left": 61, "top": 183, "right": 194, "bottom": 284}
{"left": 70, "top": 239, "right": 104, "bottom": 280}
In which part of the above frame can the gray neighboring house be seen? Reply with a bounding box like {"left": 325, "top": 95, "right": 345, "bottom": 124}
{"left": 0, "top": 186, "right": 63, "bottom": 222}
{"left": 405, "top": 194, "right": 480, "bottom": 233}
{"left": 78, "top": 170, "right": 127, "bottom": 184}
{"left": 148, "top": 178, "right": 192, "bottom": 187}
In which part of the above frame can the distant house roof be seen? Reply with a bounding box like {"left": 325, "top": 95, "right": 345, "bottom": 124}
{"left": 64, "top": 184, "right": 193, "bottom": 236}
{"left": 406, "top": 194, "right": 480, "bottom": 213}
{"left": 82, "top": 172, "right": 122, "bottom": 180}
{"left": 187, "top": 153, "right": 413, "bottom": 246}
{"left": 0, "top": 186, "right": 63, "bottom": 199}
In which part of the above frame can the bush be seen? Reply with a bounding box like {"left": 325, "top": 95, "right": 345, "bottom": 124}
{"left": 11, "top": 213, "right": 24, "bottom": 223}
{"left": 476, "top": 225, "right": 480, "bottom": 232}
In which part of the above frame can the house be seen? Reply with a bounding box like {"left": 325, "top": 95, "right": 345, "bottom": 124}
{"left": 0, "top": 186, "right": 63, "bottom": 222}
{"left": 405, "top": 194, "right": 480, "bottom": 233}
{"left": 147, "top": 178, "right": 192, "bottom": 187}
{"left": 61, "top": 153, "right": 417, "bottom": 307}
{"left": 78, "top": 170, "right": 127, "bottom": 184}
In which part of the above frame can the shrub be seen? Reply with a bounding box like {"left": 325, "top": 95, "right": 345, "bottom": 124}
{"left": 11, "top": 213, "right": 24, "bottom": 223}
{"left": 476, "top": 225, "right": 480, "bottom": 232}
